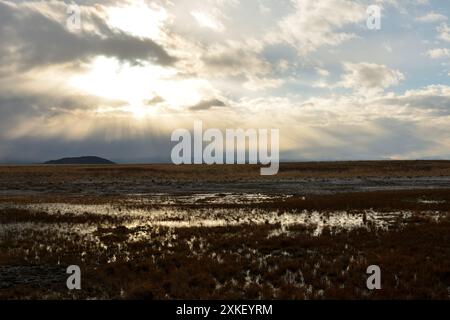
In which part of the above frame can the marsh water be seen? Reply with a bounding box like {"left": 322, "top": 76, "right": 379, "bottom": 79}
{"left": 0, "top": 191, "right": 446, "bottom": 236}
{"left": 1, "top": 165, "right": 450, "bottom": 298}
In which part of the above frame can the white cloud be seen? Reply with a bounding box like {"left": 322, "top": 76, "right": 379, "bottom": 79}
{"left": 259, "top": 2, "right": 271, "bottom": 15}
{"left": 416, "top": 12, "right": 447, "bottom": 23}
{"left": 315, "top": 67, "right": 330, "bottom": 77}
{"left": 438, "top": 23, "right": 450, "bottom": 42}
{"left": 426, "top": 48, "right": 450, "bottom": 59}
{"left": 243, "top": 76, "right": 284, "bottom": 91}
{"left": 191, "top": 10, "right": 225, "bottom": 32}
{"left": 270, "top": 0, "right": 366, "bottom": 54}
{"left": 338, "top": 62, "right": 405, "bottom": 93}
{"left": 199, "top": 40, "right": 271, "bottom": 77}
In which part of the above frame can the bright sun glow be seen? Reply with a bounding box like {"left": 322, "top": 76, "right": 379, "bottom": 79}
{"left": 66, "top": 2, "right": 219, "bottom": 119}
{"left": 129, "top": 103, "right": 148, "bottom": 119}
{"left": 68, "top": 56, "right": 213, "bottom": 118}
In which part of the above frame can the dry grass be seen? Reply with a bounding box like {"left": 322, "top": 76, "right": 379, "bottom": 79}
{"left": 1, "top": 215, "right": 450, "bottom": 299}
{"left": 1, "top": 160, "right": 450, "bottom": 183}
{"left": 1, "top": 162, "right": 450, "bottom": 300}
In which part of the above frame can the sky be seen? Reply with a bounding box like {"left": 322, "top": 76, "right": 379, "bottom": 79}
{"left": 1, "top": 0, "right": 450, "bottom": 163}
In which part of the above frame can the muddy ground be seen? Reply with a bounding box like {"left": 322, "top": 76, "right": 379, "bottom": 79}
{"left": 0, "top": 161, "right": 450, "bottom": 299}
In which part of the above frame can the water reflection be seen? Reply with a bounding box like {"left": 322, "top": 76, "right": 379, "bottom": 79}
{"left": 1, "top": 193, "right": 446, "bottom": 239}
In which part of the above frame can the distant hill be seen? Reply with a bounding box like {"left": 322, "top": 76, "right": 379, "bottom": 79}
{"left": 44, "top": 156, "right": 116, "bottom": 165}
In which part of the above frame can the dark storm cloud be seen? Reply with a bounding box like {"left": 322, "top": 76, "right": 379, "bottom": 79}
{"left": 0, "top": 1, "right": 176, "bottom": 71}
{"left": 189, "top": 99, "right": 226, "bottom": 111}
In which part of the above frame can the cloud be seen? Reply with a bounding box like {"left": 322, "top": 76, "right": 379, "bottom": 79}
{"left": 0, "top": 130, "right": 173, "bottom": 164}
{"left": 189, "top": 99, "right": 226, "bottom": 111}
{"left": 2, "top": 83, "right": 450, "bottom": 162}
{"left": 0, "top": 0, "right": 176, "bottom": 71}
{"left": 200, "top": 40, "right": 271, "bottom": 77}
{"left": 235, "top": 89, "right": 450, "bottom": 160}
{"left": 191, "top": 11, "right": 225, "bottom": 32}
{"left": 1, "top": 0, "right": 450, "bottom": 162}
{"left": 380, "top": 85, "right": 450, "bottom": 116}
{"left": 315, "top": 68, "right": 330, "bottom": 77}
{"left": 416, "top": 12, "right": 447, "bottom": 23}
{"left": 437, "top": 23, "right": 450, "bottom": 42}
{"left": 270, "top": 0, "right": 366, "bottom": 54}
{"left": 426, "top": 48, "right": 450, "bottom": 59}
{"left": 293, "top": 118, "right": 437, "bottom": 160}
{"left": 144, "top": 96, "right": 165, "bottom": 106}
{"left": 337, "top": 62, "right": 405, "bottom": 93}
{"left": 243, "top": 76, "right": 284, "bottom": 91}
{"left": 0, "top": 92, "right": 127, "bottom": 140}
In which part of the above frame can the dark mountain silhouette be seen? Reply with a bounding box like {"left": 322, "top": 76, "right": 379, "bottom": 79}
{"left": 44, "top": 156, "right": 115, "bottom": 165}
